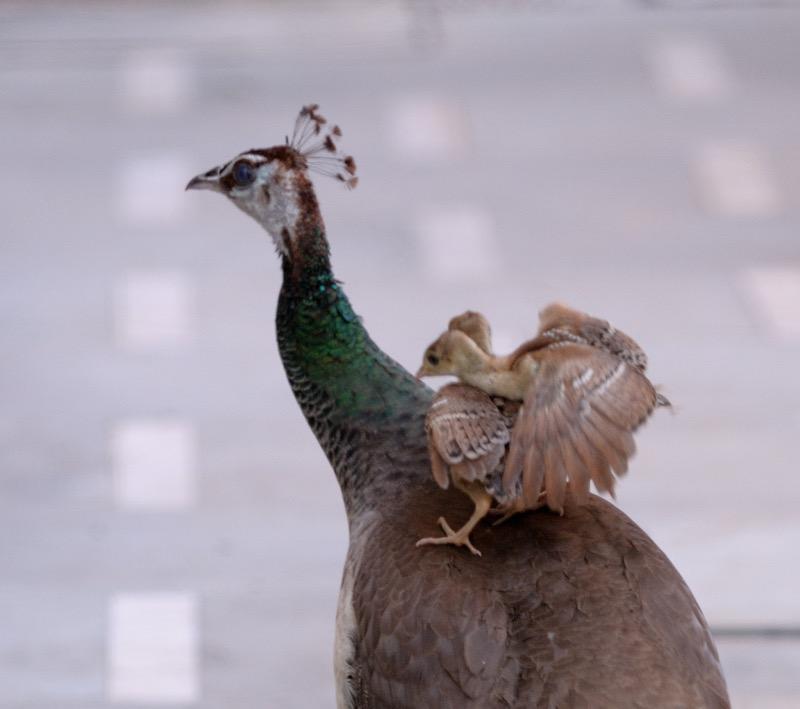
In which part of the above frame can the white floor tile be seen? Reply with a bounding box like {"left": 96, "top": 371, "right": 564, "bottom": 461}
{"left": 116, "top": 155, "right": 190, "bottom": 226}
{"left": 115, "top": 272, "right": 194, "bottom": 351}
{"left": 694, "top": 142, "right": 779, "bottom": 217}
{"left": 387, "top": 95, "right": 468, "bottom": 161}
{"left": 108, "top": 592, "right": 199, "bottom": 703}
{"left": 649, "top": 37, "right": 732, "bottom": 101}
{"left": 741, "top": 267, "right": 800, "bottom": 341}
{"left": 415, "top": 206, "right": 497, "bottom": 283}
{"left": 119, "top": 50, "right": 193, "bottom": 114}
{"left": 111, "top": 419, "right": 196, "bottom": 510}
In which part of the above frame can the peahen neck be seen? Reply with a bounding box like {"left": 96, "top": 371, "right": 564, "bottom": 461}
{"left": 274, "top": 187, "right": 431, "bottom": 519}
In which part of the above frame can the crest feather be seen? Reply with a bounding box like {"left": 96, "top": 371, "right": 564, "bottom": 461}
{"left": 289, "top": 104, "right": 358, "bottom": 189}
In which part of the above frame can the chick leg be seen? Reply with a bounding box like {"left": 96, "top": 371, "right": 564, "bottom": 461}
{"left": 416, "top": 483, "right": 492, "bottom": 556}
{"left": 490, "top": 490, "right": 547, "bottom": 526}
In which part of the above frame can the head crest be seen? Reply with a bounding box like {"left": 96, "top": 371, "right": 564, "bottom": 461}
{"left": 288, "top": 104, "right": 358, "bottom": 189}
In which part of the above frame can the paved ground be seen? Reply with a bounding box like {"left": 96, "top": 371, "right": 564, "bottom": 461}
{"left": 1, "top": 1, "right": 799, "bottom": 707}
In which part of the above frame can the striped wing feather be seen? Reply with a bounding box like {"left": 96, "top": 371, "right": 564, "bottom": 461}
{"left": 509, "top": 303, "right": 650, "bottom": 374}
{"left": 538, "top": 302, "right": 649, "bottom": 371}
{"left": 426, "top": 383, "right": 510, "bottom": 491}
{"left": 503, "top": 343, "right": 659, "bottom": 512}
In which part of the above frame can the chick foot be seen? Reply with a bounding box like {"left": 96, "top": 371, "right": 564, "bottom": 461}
{"left": 416, "top": 516, "right": 482, "bottom": 556}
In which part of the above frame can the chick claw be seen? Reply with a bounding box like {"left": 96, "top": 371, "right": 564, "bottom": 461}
{"left": 416, "top": 516, "right": 482, "bottom": 556}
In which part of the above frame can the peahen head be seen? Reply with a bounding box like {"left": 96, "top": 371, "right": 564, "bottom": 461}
{"left": 186, "top": 104, "right": 357, "bottom": 262}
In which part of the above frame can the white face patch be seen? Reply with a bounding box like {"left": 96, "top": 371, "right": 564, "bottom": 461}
{"left": 189, "top": 106, "right": 356, "bottom": 261}
{"left": 225, "top": 156, "right": 302, "bottom": 258}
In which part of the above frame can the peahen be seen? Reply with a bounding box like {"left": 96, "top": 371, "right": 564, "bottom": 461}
{"left": 187, "top": 105, "right": 730, "bottom": 709}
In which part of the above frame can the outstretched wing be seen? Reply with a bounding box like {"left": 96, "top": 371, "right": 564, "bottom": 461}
{"left": 503, "top": 343, "right": 659, "bottom": 512}
{"left": 426, "top": 383, "right": 510, "bottom": 493}
{"left": 538, "top": 302, "right": 649, "bottom": 372}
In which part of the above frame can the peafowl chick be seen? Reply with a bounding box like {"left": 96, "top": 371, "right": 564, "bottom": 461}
{"left": 413, "top": 310, "right": 530, "bottom": 555}
{"left": 446, "top": 310, "right": 494, "bottom": 355}
{"left": 414, "top": 382, "right": 512, "bottom": 555}
{"left": 416, "top": 304, "right": 668, "bottom": 551}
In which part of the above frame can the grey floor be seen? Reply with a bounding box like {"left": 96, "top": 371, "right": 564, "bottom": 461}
{"left": 1, "top": 1, "right": 799, "bottom": 707}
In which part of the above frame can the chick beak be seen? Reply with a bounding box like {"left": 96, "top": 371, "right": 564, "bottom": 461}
{"left": 185, "top": 167, "right": 224, "bottom": 192}
{"left": 415, "top": 365, "right": 427, "bottom": 380}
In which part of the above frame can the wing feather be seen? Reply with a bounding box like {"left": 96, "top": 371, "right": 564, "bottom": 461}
{"left": 522, "top": 442, "right": 544, "bottom": 508}
{"left": 426, "top": 384, "right": 510, "bottom": 494}
{"left": 538, "top": 302, "right": 649, "bottom": 371}
{"left": 543, "top": 442, "right": 567, "bottom": 513}
{"left": 502, "top": 418, "right": 526, "bottom": 490}
{"left": 540, "top": 386, "right": 592, "bottom": 506}
{"left": 504, "top": 343, "right": 661, "bottom": 510}
{"left": 571, "top": 427, "right": 615, "bottom": 495}
{"left": 452, "top": 419, "right": 475, "bottom": 460}
{"left": 581, "top": 411, "right": 629, "bottom": 476}
{"left": 428, "top": 446, "right": 450, "bottom": 489}
{"left": 559, "top": 430, "right": 589, "bottom": 504}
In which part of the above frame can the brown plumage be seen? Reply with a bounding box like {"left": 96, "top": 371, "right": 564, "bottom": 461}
{"left": 354, "top": 493, "right": 729, "bottom": 708}
{"left": 417, "top": 304, "right": 667, "bottom": 539}
{"left": 502, "top": 341, "right": 660, "bottom": 513}
{"left": 425, "top": 384, "right": 509, "bottom": 492}
{"left": 189, "top": 105, "right": 728, "bottom": 706}
{"left": 536, "top": 301, "right": 650, "bottom": 372}
{"left": 417, "top": 383, "right": 516, "bottom": 555}
{"left": 416, "top": 311, "right": 525, "bottom": 555}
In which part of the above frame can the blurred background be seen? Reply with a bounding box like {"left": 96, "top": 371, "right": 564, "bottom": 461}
{"left": 2, "top": 0, "right": 799, "bottom": 707}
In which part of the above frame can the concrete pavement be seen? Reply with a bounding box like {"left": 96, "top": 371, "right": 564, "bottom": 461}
{"left": 1, "top": 2, "right": 799, "bottom": 706}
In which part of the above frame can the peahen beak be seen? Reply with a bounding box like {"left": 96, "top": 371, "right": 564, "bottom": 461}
{"left": 185, "top": 167, "right": 224, "bottom": 192}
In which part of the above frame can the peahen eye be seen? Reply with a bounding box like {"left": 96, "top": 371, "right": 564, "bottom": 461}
{"left": 427, "top": 354, "right": 440, "bottom": 366}
{"left": 232, "top": 160, "right": 255, "bottom": 186}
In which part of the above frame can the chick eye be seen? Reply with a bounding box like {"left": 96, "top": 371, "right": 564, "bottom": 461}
{"left": 427, "top": 354, "right": 440, "bottom": 366}
{"left": 232, "top": 160, "right": 255, "bottom": 186}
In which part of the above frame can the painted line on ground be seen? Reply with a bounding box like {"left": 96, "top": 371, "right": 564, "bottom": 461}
{"left": 387, "top": 94, "right": 467, "bottom": 161}
{"left": 649, "top": 37, "right": 732, "bottom": 101}
{"left": 111, "top": 419, "right": 196, "bottom": 510}
{"left": 741, "top": 267, "right": 800, "bottom": 341}
{"left": 693, "top": 142, "right": 779, "bottom": 217}
{"left": 108, "top": 592, "right": 199, "bottom": 703}
{"left": 415, "top": 205, "right": 498, "bottom": 283}
{"left": 116, "top": 155, "right": 190, "bottom": 226}
{"left": 119, "top": 49, "right": 193, "bottom": 114}
{"left": 115, "top": 271, "right": 194, "bottom": 351}
{"left": 712, "top": 626, "right": 800, "bottom": 639}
